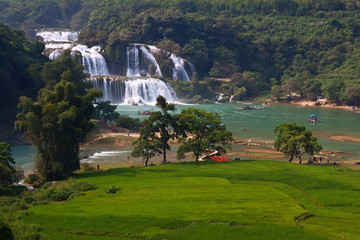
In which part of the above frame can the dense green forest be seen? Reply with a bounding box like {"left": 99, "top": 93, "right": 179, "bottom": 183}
{"left": 0, "top": 22, "right": 47, "bottom": 140}
{"left": 1, "top": 0, "right": 360, "bottom": 135}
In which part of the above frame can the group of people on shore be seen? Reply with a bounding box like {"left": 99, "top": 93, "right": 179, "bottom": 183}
{"left": 307, "top": 155, "right": 336, "bottom": 165}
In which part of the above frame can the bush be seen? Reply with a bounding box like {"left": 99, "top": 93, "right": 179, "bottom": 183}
{"left": 0, "top": 219, "right": 13, "bottom": 240}
{"left": 80, "top": 162, "right": 95, "bottom": 172}
{"left": 66, "top": 178, "right": 97, "bottom": 192}
{"left": 24, "top": 174, "right": 45, "bottom": 188}
{"left": 41, "top": 182, "right": 52, "bottom": 190}
{"left": 105, "top": 186, "right": 120, "bottom": 194}
{"left": 46, "top": 188, "right": 70, "bottom": 202}
{"left": 10, "top": 221, "right": 43, "bottom": 240}
{"left": 116, "top": 114, "right": 143, "bottom": 130}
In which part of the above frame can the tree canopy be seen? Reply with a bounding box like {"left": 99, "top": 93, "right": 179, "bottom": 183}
{"left": 15, "top": 54, "right": 102, "bottom": 180}
{"left": 274, "top": 123, "right": 322, "bottom": 163}
{"left": 93, "top": 101, "right": 120, "bottom": 122}
{"left": 2, "top": 0, "right": 360, "bottom": 105}
{"left": 177, "top": 108, "right": 233, "bottom": 161}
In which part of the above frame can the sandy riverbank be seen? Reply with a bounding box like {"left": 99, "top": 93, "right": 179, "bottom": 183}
{"left": 290, "top": 99, "right": 359, "bottom": 111}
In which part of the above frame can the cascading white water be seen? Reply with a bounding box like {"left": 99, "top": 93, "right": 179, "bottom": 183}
{"left": 126, "top": 45, "right": 140, "bottom": 76}
{"left": 71, "top": 45, "right": 109, "bottom": 76}
{"left": 37, "top": 31, "right": 197, "bottom": 105}
{"left": 87, "top": 77, "right": 178, "bottom": 105}
{"left": 36, "top": 31, "right": 79, "bottom": 42}
{"left": 139, "top": 45, "right": 162, "bottom": 77}
{"left": 86, "top": 77, "right": 126, "bottom": 103}
{"left": 123, "top": 78, "right": 178, "bottom": 105}
{"left": 126, "top": 44, "right": 164, "bottom": 77}
{"left": 170, "top": 54, "right": 191, "bottom": 82}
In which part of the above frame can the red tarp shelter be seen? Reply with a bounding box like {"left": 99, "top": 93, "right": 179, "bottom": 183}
{"left": 209, "top": 156, "right": 230, "bottom": 162}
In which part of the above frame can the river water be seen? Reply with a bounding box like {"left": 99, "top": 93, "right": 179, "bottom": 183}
{"left": 12, "top": 103, "right": 360, "bottom": 170}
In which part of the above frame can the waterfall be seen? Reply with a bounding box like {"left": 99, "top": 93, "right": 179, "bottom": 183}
{"left": 170, "top": 54, "right": 191, "bottom": 82}
{"left": 139, "top": 45, "right": 162, "bottom": 77}
{"left": 36, "top": 31, "right": 79, "bottom": 42}
{"left": 124, "top": 78, "right": 178, "bottom": 105}
{"left": 87, "top": 77, "right": 178, "bottom": 105}
{"left": 126, "top": 45, "right": 140, "bottom": 76}
{"left": 37, "top": 31, "right": 196, "bottom": 105}
{"left": 71, "top": 45, "right": 109, "bottom": 76}
{"left": 86, "top": 77, "right": 126, "bottom": 103}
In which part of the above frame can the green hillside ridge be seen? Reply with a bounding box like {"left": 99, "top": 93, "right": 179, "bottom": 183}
{"left": 20, "top": 160, "right": 360, "bottom": 240}
{"left": 1, "top": 0, "right": 360, "bottom": 138}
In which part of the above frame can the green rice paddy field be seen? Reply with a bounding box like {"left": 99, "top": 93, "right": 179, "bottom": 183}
{"left": 23, "top": 161, "right": 360, "bottom": 240}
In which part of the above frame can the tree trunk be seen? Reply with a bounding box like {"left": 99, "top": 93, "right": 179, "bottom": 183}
{"left": 162, "top": 146, "right": 167, "bottom": 164}
{"left": 145, "top": 158, "right": 148, "bottom": 167}
{"left": 298, "top": 152, "right": 305, "bottom": 164}
{"left": 288, "top": 154, "right": 294, "bottom": 162}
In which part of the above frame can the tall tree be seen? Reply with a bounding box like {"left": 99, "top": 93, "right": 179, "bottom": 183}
{"left": 15, "top": 54, "right": 102, "bottom": 180}
{"left": 131, "top": 121, "right": 162, "bottom": 166}
{"left": 177, "top": 108, "right": 233, "bottom": 161}
{"left": 132, "top": 96, "right": 177, "bottom": 164}
{"left": 274, "top": 123, "right": 322, "bottom": 163}
{"left": 154, "top": 96, "right": 178, "bottom": 163}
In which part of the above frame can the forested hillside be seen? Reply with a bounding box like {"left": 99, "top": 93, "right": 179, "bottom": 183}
{"left": 0, "top": 22, "right": 47, "bottom": 140}
{"left": 1, "top": 0, "right": 360, "bottom": 105}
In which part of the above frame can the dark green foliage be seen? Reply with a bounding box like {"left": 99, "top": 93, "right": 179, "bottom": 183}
{"left": 0, "top": 219, "right": 13, "bottom": 240}
{"left": 0, "top": 142, "right": 23, "bottom": 187}
{"left": 27, "top": 0, "right": 63, "bottom": 27}
{"left": 1, "top": 0, "right": 360, "bottom": 107}
{"left": 115, "top": 114, "right": 142, "bottom": 130}
{"left": 132, "top": 96, "right": 177, "bottom": 164}
{"left": 24, "top": 173, "right": 45, "bottom": 188}
{"left": 93, "top": 101, "right": 120, "bottom": 122}
{"left": 177, "top": 108, "right": 233, "bottom": 161}
{"left": 274, "top": 123, "right": 322, "bottom": 163}
{"left": 15, "top": 54, "right": 102, "bottom": 180}
{"left": 0, "top": 23, "right": 46, "bottom": 137}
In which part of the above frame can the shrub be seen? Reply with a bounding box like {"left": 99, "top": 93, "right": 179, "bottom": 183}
{"left": 46, "top": 188, "right": 70, "bottom": 202}
{"left": 116, "top": 114, "right": 143, "bottom": 130}
{"left": 24, "top": 174, "right": 45, "bottom": 188}
{"left": 80, "top": 162, "right": 95, "bottom": 172}
{"left": 0, "top": 219, "right": 13, "bottom": 240}
{"left": 105, "top": 186, "right": 120, "bottom": 194}
{"left": 41, "top": 182, "right": 52, "bottom": 190}
{"left": 66, "top": 178, "right": 97, "bottom": 192}
{"left": 10, "top": 221, "right": 43, "bottom": 240}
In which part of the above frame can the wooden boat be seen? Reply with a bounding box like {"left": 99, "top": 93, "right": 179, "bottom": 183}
{"left": 138, "top": 108, "right": 152, "bottom": 115}
{"left": 308, "top": 114, "right": 319, "bottom": 123}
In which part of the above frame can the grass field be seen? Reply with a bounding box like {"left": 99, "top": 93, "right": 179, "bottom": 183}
{"left": 22, "top": 160, "right": 360, "bottom": 240}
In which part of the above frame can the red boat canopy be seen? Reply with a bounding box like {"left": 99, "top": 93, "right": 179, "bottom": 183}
{"left": 209, "top": 156, "right": 230, "bottom": 162}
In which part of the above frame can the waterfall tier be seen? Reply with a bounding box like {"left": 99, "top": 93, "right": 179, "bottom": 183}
{"left": 87, "top": 77, "right": 179, "bottom": 105}
{"left": 126, "top": 44, "right": 163, "bottom": 78}
{"left": 37, "top": 31, "right": 79, "bottom": 42}
{"left": 72, "top": 45, "right": 109, "bottom": 76}
{"left": 170, "top": 54, "right": 191, "bottom": 82}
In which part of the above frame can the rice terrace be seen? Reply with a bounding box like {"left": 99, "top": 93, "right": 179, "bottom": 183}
{"left": 20, "top": 160, "right": 360, "bottom": 240}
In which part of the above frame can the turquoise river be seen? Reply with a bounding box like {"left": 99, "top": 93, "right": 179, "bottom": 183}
{"left": 12, "top": 103, "right": 360, "bottom": 170}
